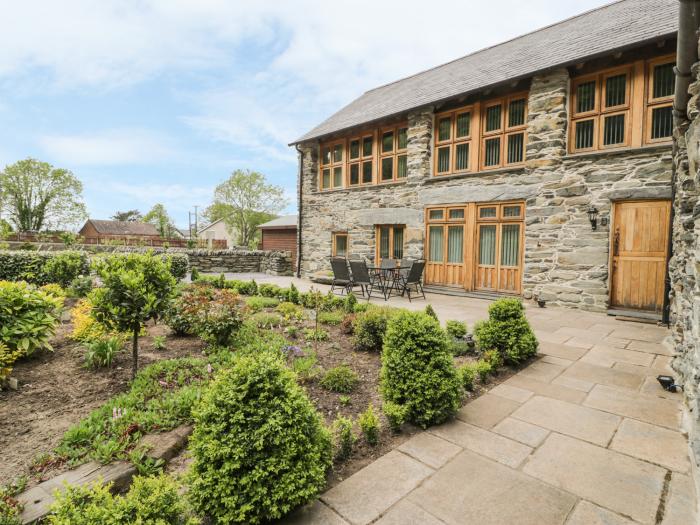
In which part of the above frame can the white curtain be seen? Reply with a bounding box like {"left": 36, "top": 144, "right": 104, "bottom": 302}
{"left": 479, "top": 225, "right": 496, "bottom": 265}
{"left": 501, "top": 224, "right": 520, "bottom": 266}
{"left": 429, "top": 226, "right": 444, "bottom": 262}
{"left": 447, "top": 226, "right": 464, "bottom": 263}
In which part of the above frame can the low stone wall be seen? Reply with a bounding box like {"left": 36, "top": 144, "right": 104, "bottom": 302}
{"left": 0, "top": 242, "right": 294, "bottom": 276}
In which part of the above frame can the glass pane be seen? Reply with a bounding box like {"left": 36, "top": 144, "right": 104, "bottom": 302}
{"left": 429, "top": 209, "right": 444, "bottom": 220}
{"left": 379, "top": 227, "right": 390, "bottom": 259}
{"left": 456, "top": 113, "right": 470, "bottom": 137}
{"left": 362, "top": 136, "right": 373, "bottom": 157}
{"left": 382, "top": 131, "right": 394, "bottom": 153}
{"left": 398, "top": 128, "right": 408, "bottom": 149}
{"left": 349, "top": 164, "right": 359, "bottom": 185}
{"left": 603, "top": 114, "right": 625, "bottom": 145}
{"left": 349, "top": 140, "right": 360, "bottom": 159}
{"left": 479, "top": 225, "right": 496, "bottom": 265}
{"left": 381, "top": 157, "right": 393, "bottom": 181}
{"left": 605, "top": 74, "right": 626, "bottom": 107}
{"left": 575, "top": 119, "right": 594, "bottom": 149}
{"left": 322, "top": 147, "right": 331, "bottom": 165}
{"left": 333, "top": 144, "right": 343, "bottom": 162}
{"left": 651, "top": 106, "right": 673, "bottom": 139}
{"left": 429, "top": 226, "right": 444, "bottom": 262}
{"left": 447, "top": 226, "right": 464, "bottom": 263}
{"left": 455, "top": 143, "right": 469, "bottom": 171}
{"left": 335, "top": 235, "right": 348, "bottom": 257}
{"left": 486, "top": 105, "right": 502, "bottom": 132}
{"left": 507, "top": 133, "right": 524, "bottom": 164}
{"left": 362, "top": 161, "right": 373, "bottom": 183}
{"left": 485, "top": 137, "right": 500, "bottom": 167}
{"left": 333, "top": 167, "right": 343, "bottom": 187}
{"left": 438, "top": 117, "right": 451, "bottom": 141}
{"left": 653, "top": 63, "right": 675, "bottom": 99}
{"left": 503, "top": 205, "right": 521, "bottom": 218}
{"left": 449, "top": 208, "right": 465, "bottom": 219}
{"left": 392, "top": 227, "right": 404, "bottom": 259}
{"left": 479, "top": 207, "right": 497, "bottom": 219}
{"left": 397, "top": 155, "right": 407, "bottom": 179}
{"left": 508, "top": 99, "right": 526, "bottom": 127}
{"left": 437, "top": 146, "right": 450, "bottom": 173}
{"left": 500, "top": 224, "right": 520, "bottom": 266}
{"left": 576, "top": 81, "right": 596, "bottom": 113}
{"left": 322, "top": 169, "right": 331, "bottom": 189}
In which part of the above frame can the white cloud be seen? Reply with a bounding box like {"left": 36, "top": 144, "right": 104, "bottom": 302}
{"left": 38, "top": 129, "right": 177, "bottom": 165}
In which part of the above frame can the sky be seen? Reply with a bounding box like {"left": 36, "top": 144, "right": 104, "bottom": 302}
{"left": 0, "top": 0, "right": 611, "bottom": 229}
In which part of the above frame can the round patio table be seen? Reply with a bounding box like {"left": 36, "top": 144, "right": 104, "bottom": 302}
{"left": 366, "top": 266, "right": 403, "bottom": 300}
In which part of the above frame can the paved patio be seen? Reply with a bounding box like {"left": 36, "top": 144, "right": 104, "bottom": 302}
{"left": 213, "top": 274, "right": 697, "bottom": 524}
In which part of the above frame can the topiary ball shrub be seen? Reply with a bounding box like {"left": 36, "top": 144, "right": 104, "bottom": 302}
{"left": 474, "top": 297, "right": 538, "bottom": 365}
{"left": 188, "top": 352, "right": 331, "bottom": 524}
{"left": 380, "top": 311, "right": 461, "bottom": 428}
{"left": 352, "top": 306, "right": 397, "bottom": 352}
{"left": 320, "top": 365, "right": 359, "bottom": 393}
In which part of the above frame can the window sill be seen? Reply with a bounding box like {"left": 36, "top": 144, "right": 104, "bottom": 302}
{"left": 564, "top": 142, "right": 671, "bottom": 161}
{"left": 425, "top": 166, "right": 525, "bottom": 183}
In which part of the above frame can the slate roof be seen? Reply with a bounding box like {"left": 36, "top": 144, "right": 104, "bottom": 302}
{"left": 258, "top": 215, "right": 298, "bottom": 229}
{"left": 293, "top": 0, "right": 678, "bottom": 144}
{"left": 83, "top": 219, "right": 160, "bottom": 236}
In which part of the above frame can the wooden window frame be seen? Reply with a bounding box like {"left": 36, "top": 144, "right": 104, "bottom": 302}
{"left": 319, "top": 139, "right": 345, "bottom": 191}
{"left": 645, "top": 55, "right": 675, "bottom": 144}
{"left": 479, "top": 93, "right": 528, "bottom": 171}
{"left": 332, "top": 232, "right": 349, "bottom": 257}
{"left": 375, "top": 224, "right": 406, "bottom": 262}
{"left": 378, "top": 124, "right": 409, "bottom": 184}
{"left": 433, "top": 105, "right": 477, "bottom": 176}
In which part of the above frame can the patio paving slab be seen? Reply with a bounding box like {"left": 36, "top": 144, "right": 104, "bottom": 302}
{"left": 282, "top": 501, "right": 349, "bottom": 525}
{"left": 523, "top": 433, "right": 666, "bottom": 524}
{"left": 610, "top": 418, "right": 689, "bottom": 473}
{"left": 584, "top": 385, "right": 681, "bottom": 430}
{"left": 538, "top": 341, "right": 589, "bottom": 360}
{"left": 661, "top": 473, "right": 697, "bottom": 525}
{"left": 608, "top": 327, "right": 666, "bottom": 344}
{"left": 626, "top": 338, "right": 674, "bottom": 355}
{"left": 540, "top": 355, "right": 575, "bottom": 367}
{"left": 429, "top": 420, "right": 532, "bottom": 468}
{"left": 397, "top": 432, "right": 462, "bottom": 470}
{"left": 565, "top": 500, "right": 637, "bottom": 525}
{"left": 408, "top": 449, "right": 577, "bottom": 525}
{"left": 320, "top": 450, "right": 433, "bottom": 525}
{"left": 562, "top": 361, "right": 644, "bottom": 391}
{"left": 505, "top": 374, "right": 587, "bottom": 404}
{"left": 456, "top": 393, "right": 520, "bottom": 429}
{"left": 551, "top": 374, "right": 595, "bottom": 392}
{"left": 515, "top": 360, "right": 566, "bottom": 382}
{"left": 488, "top": 383, "right": 534, "bottom": 403}
{"left": 492, "top": 417, "right": 550, "bottom": 447}
{"left": 511, "top": 395, "right": 620, "bottom": 446}
{"left": 373, "top": 499, "right": 444, "bottom": 525}
{"left": 581, "top": 346, "right": 655, "bottom": 368}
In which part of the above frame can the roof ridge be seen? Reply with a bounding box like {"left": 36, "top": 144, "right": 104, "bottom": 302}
{"left": 364, "top": 0, "right": 630, "bottom": 95}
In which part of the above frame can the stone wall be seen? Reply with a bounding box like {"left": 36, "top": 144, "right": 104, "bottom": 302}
{"left": 669, "top": 57, "right": 700, "bottom": 481}
{"left": 298, "top": 68, "right": 673, "bottom": 311}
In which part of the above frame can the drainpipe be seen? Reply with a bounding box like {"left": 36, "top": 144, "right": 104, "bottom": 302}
{"left": 663, "top": 0, "right": 700, "bottom": 325}
{"left": 295, "top": 144, "right": 304, "bottom": 278}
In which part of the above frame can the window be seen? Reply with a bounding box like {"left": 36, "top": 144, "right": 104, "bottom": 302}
{"left": 332, "top": 232, "right": 349, "bottom": 257}
{"left": 319, "top": 141, "right": 344, "bottom": 190}
{"left": 434, "top": 107, "right": 473, "bottom": 175}
{"left": 569, "top": 55, "right": 675, "bottom": 153}
{"left": 375, "top": 225, "right": 404, "bottom": 261}
{"left": 379, "top": 125, "right": 408, "bottom": 183}
{"left": 481, "top": 95, "right": 527, "bottom": 169}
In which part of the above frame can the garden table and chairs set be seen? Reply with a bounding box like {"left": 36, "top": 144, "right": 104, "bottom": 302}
{"left": 329, "top": 256, "right": 426, "bottom": 301}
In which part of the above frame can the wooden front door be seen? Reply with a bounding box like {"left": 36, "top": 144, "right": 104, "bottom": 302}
{"left": 425, "top": 207, "right": 467, "bottom": 286}
{"left": 474, "top": 203, "right": 524, "bottom": 293}
{"left": 610, "top": 200, "right": 670, "bottom": 313}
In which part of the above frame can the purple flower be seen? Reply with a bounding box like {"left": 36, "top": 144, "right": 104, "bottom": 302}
{"left": 282, "top": 345, "right": 304, "bottom": 358}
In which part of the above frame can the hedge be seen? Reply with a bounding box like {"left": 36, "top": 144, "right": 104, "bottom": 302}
{"left": 0, "top": 250, "right": 89, "bottom": 285}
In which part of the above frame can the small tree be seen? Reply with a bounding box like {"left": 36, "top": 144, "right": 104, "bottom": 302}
{"left": 91, "top": 253, "right": 176, "bottom": 378}
{"left": 112, "top": 209, "right": 142, "bottom": 222}
{"left": 143, "top": 203, "right": 176, "bottom": 238}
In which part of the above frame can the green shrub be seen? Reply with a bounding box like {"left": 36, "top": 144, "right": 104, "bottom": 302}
{"left": 339, "top": 313, "right": 355, "bottom": 335}
{"left": 251, "top": 312, "right": 282, "bottom": 329}
{"left": 67, "top": 275, "right": 93, "bottom": 298}
{"left": 424, "top": 304, "right": 438, "bottom": 321}
{"left": 359, "top": 404, "right": 380, "bottom": 445}
{"left": 190, "top": 267, "right": 200, "bottom": 281}
{"left": 0, "top": 281, "right": 61, "bottom": 360}
{"left": 474, "top": 359, "right": 493, "bottom": 382}
{"left": 288, "top": 349, "right": 320, "bottom": 383}
{"left": 320, "top": 365, "right": 359, "bottom": 393}
{"left": 303, "top": 327, "right": 328, "bottom": 342}
{"left": 152, "top": 335, "right": 166, "bottom": 350}
{"left": 459, "top": 363, "right": 477, "bottom": 391}
{"left": 381, "top": 311, "right": 461, "bottom": 428}
{"left": 445, "top": 320, "right": 467, "bottom": 339}
{"left": 83, "top": 335, "right": 124, "bottom": 369}
{"left": 188, "top": 352, "right": 331, "bottom": 524}
{"left": 286, "top": 283, "right": 301, "bottom": 304}
{"left": 343, "top": 292, "right": 358, "bottom": 314}
{"left": 352, "top": 307, "right": 397, "bottom": 352}
{"left": 0, "top": 250, "right": 88, "bottom": 285}
{"left": 0, "top": 477, "right": 25, "bottom": 525}
{"left": 318, "top": 310, "right": 344, "bottom": 325}
{"left": 483, "top": 348, "right": 503, "bottom": 369}
{"left": 448, "top": 339, "right": 472, "bottom": 356}
{"left": 339, "top": 395, "right": 351, "bottom": 406}
{"left": 193, "top": 289, "right": 244, "bottom": 346}
{"left": 474, "top": 298, "right": 538, "bottom": 364}
{"left": 245, "top": 295, "right": 279, "bottom": 312}
{"left": 0, "top": 341, "right": 23, "bottom": 383}
{"left": 332, "top": 416, "right": 355, "bottom": 461}
{"left": 276, "top": 301, "right": 304, "bottom": 321}
{"left": 382, "top": 401, "right": 407, "bottom": 433}
{"left": 70, "top": 298, "right": 110, "bottom": 343}
{"left": 258, "top": 283, "right": 284, "bottom": 298}
{"left": 164, "top": 254, "right": 189, "bottom": 280}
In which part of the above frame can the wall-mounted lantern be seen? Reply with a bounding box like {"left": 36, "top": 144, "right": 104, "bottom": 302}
{"left": 587, "top": 206, "right": 599, "bottom": 231}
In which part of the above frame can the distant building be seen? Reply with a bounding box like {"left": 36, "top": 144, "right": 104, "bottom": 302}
{"left": 79, "top": 219, "right": 161, "bottom": 243}
{"left": 258, "top": 215, "right": 297, "bottom": 265}
{"left": 197, "top": 218, "right": 237, "bottom": 249}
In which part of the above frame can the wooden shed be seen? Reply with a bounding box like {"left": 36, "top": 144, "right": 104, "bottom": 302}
{"left": 258, "top": 215, "right": 297, "bottom": 265}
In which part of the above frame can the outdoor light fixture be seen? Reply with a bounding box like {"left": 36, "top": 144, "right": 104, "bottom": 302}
{"left": 587, "top": 206, "right": 599, "bottom": 231}
{"left": 656, "top": 375, "right": 681, "bottom": 393}
{"left": 464, "top": 333, "right": 476, "bottom": 352}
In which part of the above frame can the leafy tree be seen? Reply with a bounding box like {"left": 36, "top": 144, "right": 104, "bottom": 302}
{"left": 143, "top": 203, "right": 176, "bottom": 238}
{"left": 90, "top": 252, "right": 176, "bottom": 378}
{"left": 0, "top": 158, "right": 87, "bottom": 231}
{"left": 205, "top": 169, "right": 287, "bottom": 248}
{"left": 111, "top": 209, "right": 142, "bottom": 222}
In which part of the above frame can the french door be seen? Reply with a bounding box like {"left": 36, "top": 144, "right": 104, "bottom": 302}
{"left": 474, "top": 203, "right": 523, "bottom": 293}
{"left": 425, "top": 207, "right": 467, "bottom": 286}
